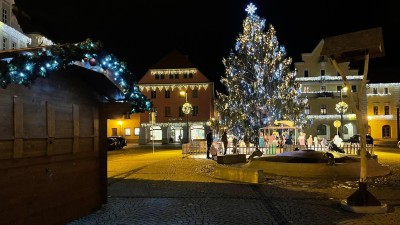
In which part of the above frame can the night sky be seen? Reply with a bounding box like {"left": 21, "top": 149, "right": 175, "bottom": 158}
{"left": 14, "top": 0, "right": 400, "bottom": 92}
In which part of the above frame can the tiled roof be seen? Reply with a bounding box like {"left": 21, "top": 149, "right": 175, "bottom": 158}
{"left": 151, "top": 49, "right": 197, "bottom": 69}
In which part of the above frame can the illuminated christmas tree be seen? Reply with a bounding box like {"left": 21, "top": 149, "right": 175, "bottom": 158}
{"left": 216, "top": 3, "right": 307, "bottom": 144}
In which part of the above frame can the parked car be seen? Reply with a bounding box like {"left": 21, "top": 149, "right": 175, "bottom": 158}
{"left": 107, "top": 137, "right": 119, "bottom": 150}
{"left": 349, "top": 134, "right": 374, "bottom": 145}
{"left": 109, "top": 136, "right": 127, "bottom": 149}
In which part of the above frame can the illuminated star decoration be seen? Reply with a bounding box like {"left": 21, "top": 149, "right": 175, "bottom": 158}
{"left": 245, "top": 3, "right": 257, "bottom": 15}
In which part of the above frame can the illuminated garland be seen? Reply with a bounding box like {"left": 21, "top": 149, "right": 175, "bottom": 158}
{"left": 0, "top": 38, "right": 152, "bottom": 113}
{"left": 335, "top": 101, "right": 348, "bottom": 114}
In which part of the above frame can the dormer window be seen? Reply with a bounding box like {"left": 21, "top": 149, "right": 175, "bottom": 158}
{"left": 320, "top": 69, "right": 325, "bottom": 76}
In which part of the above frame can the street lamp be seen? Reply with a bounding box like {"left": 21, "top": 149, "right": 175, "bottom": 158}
{"left": 336, "top": 87, "right": 348, "bottom": 139}
{"left": 180, "top": 90, "right": 192, "bottom": 144}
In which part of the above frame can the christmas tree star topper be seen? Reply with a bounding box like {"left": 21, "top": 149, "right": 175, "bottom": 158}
{"left": 245, "top": 3, "right": 257, "bottom": 15}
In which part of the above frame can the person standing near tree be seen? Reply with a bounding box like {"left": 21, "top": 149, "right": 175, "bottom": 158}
{"left": 206, "top": 130, "right": 213, "bottom": 159}
{"left": 221, "top": 131, "right": 228, "bottom": 155}
{"left": 243, "top": 133, "right": 250, "bottom": 148}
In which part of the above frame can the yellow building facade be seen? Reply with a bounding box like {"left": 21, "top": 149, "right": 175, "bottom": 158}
{"left": 367, "top": 83, "right": 400, "bottom": 140}
{"left": 295, "top": 40, "right": 399, "bottom": 142}
{"left": 107, "top": 113, "right": 141, "bottom": 143}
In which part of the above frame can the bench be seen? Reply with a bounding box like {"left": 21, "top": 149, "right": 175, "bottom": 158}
{"left": 217, "top": 154, "right": 247, "bottom": 164}
{"left": 213, "top": 166, "right": 265, "bottom": 184}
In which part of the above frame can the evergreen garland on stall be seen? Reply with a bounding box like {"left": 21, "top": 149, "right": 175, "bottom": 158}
{"left": 0, "top": 38, "right": 152, "bottom": 113}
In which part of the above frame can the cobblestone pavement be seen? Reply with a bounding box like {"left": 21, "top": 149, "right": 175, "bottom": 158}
{"left": 68, "top": 146, "right": 400, "bottom": 225}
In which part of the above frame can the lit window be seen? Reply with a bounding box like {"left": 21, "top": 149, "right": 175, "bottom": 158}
{"left": 305, "top": 105, "right": 310, "bottom": 115}
{"left": 124, "top": 128, "right": 131, "bottom": 136}
{"left": 320, "top": 105, "right": 327, "bottom": 115}
{"left": 384, "top": 105, "right": 390, "bottom": 115}
{"left": 134, "top": 128, "right": 140, "bottom": 136}
{"left": 373, "top": 106, "right": 378, "bottom": 115}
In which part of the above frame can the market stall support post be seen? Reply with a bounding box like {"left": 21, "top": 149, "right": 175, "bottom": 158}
{"left": 339, "top": 86, "right": 348, "bottom": 139}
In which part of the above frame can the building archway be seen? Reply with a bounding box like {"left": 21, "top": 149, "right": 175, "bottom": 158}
{"left": 316, "top": 124, "right": 331, "bottom": 140}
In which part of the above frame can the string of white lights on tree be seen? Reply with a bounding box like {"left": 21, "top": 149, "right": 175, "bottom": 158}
{"left": 215, "top": 3, "right": 307, "bottom": 143}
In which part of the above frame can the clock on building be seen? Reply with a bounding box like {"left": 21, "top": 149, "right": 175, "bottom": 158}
{"left": 182, "top": 102, "right": 192, "bottom": 114}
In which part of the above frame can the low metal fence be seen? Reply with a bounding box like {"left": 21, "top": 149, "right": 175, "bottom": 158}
{"left": 225, "top": 143, "right": 374, "bottom": 156}
{"left": 182, "top": 141, "right": 374, "bottom": 158}
{"left": 182, "top": 140, "right": 207, "bottom": 158}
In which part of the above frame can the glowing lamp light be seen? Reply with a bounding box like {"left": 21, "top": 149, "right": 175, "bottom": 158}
{"left": 335, "top": 101, "right": 348, "bottom": 113}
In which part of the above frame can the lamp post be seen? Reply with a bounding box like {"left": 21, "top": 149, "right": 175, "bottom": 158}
{"left": 180, "top": 90, "right": 192, "bottom": 144}
{"left": 336, "top": 87, "right": 348, "bottom": 139}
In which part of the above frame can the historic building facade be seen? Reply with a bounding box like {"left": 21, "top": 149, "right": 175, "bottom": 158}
{"left": 295, "top": 39, "right": 399, "bottom": 141}
{"left": 294, "top": 40, "right": 365, "bottom": 141}
{"left": 366, "top": 83, "right": 400, "bottom": 140}
{"left": 1, "top": 0, "right": 54, "bottom": 51}
{"left": 137, "top": 50, "right": 214, "bottom": 144}
{"left": 0, "top": 0, "right": 31, "bottom": 50}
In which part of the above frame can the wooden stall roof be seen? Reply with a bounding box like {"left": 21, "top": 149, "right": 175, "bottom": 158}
{"left": 0, "top": 48, "right": 124, "bottom": 102}
{"left": 64, "top": 65, "right": 124, "bottom": 101}
{"left": 321, "top": 27, "right": 385, "bottom": 63}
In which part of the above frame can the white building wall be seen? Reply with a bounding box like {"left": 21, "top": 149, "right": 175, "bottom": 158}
{"left": 0, "top": 0, "right": 31, "bottom": 50}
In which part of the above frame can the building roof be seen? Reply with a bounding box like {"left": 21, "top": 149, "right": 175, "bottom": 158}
{"left": 150, "top": 49, "right": 197, "bottom": 69}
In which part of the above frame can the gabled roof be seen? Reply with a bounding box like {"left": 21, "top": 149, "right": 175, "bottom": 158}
{"left": 150, "top": 49, "right": 197, "bottom": 69}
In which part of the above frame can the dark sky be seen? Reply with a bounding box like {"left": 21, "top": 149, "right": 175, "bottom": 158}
{"left": 14, "top": 0, "right": 400, "bottom": 92}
